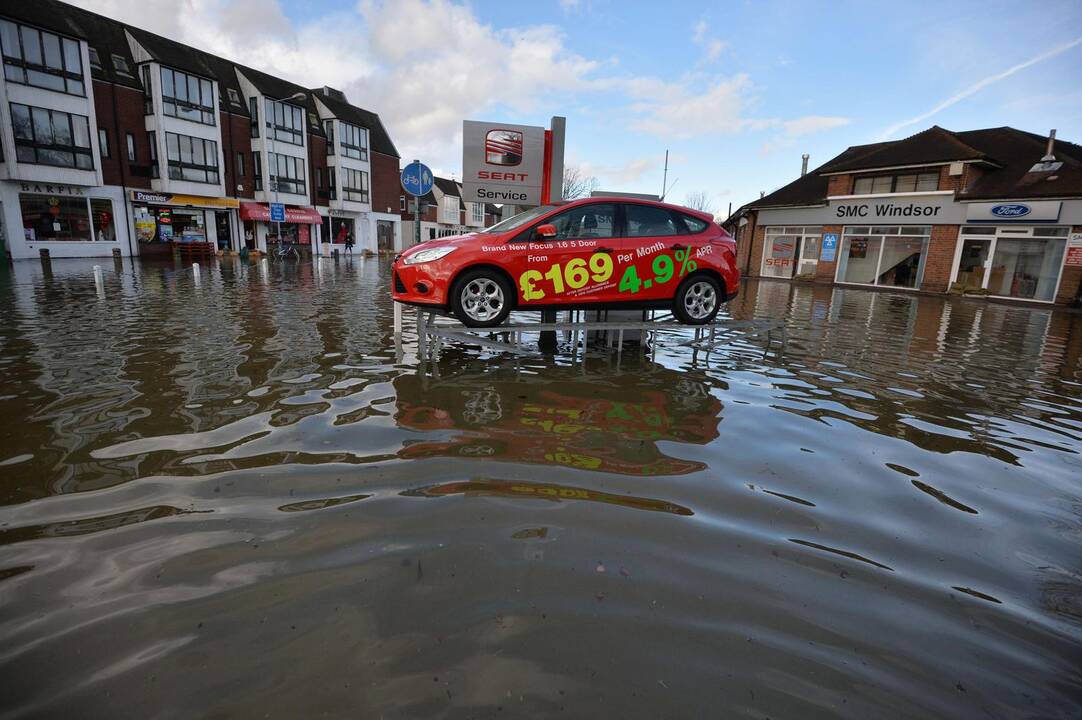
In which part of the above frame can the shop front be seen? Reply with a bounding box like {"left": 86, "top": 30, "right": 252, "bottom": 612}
{"left": 130, "top": 190, "right": 240, "bottom": 258}
{"left": 761, "top": 226, "right": 821, "bottom": 278}
{"left": 2, "top": 181, "right": 130, "bottom": 259}
{"left": 321, "top": 210, "right": 356, "bottom": 250}
{"left": 239, "top": 201, "right": 322, "bottom": 255}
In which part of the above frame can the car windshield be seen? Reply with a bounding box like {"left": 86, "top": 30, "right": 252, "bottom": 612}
{"left": 480, "top": 205, "right": 558, "bottom": 233}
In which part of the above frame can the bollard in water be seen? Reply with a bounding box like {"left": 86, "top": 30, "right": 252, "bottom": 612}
{"left": 260, "top": 257, "right": 269, "bottom": 282}
{"left": 111, "top": 248, "right": 121, "bottom": 259}
{"left": 93, "top": 264, "right": 104, "bottom": 298}
{"left": 192, "top": 262, "right": 201, "bottom": 287}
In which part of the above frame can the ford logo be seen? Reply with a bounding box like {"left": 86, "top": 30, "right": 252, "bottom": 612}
{"left": 991, "top": 204, "right": 1030, "bottom": 218}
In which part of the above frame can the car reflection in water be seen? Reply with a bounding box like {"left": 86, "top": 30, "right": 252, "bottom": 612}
{"left": 393, "top": 352, "right": 723, "bottom": 477}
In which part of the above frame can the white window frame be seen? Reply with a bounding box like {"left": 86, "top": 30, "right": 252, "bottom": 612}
{"left": 761, "top": 226, "right": 822, "bottom": 278}
{"left": 948, "top": 225, "right": 1069, "bottom": 303}
{"left": 834, "top": 225, "right": 931, "bottom": 291}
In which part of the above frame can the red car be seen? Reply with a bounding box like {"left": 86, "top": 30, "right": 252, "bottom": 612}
{"left": 392, "top": 198, "right": 739, "bottom": 327}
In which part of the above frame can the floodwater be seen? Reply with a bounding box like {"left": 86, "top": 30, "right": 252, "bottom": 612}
{"left": 1, "top": 257, "right": 1081, "bottom": 719}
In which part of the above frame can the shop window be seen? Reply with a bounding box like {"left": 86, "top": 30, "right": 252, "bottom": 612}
{"left": 343, "top": 167, "right": 368, "bottom": 203}
{"left": 762, "top": 226, "right": 822, "bottom": 278}
{"left": 0, "top": 20, "right": 85, "bottom": 95}
{"left": 161, "top": 66, "right": 215, "bottom": 125}
{"left": 853, "top": 172, "right": 939, "bottom": 195}
{"left": 265, "top": 98, "right": 303, "bottom": 146}
{"left": 19, "top": 193, "right": 92, "bottom": 241}
{"left": 269, "top": 152, "right": 305, "bottom": 194}
{"left": 98, "top": 129, "right": 109, "bottom": 157}
{"left": 90, "top": 198, "right": 116, "bottom": 242}
{"left": 429, "top": 228, "right": 436, "bottom": 240}
{"left": 836, "top": 226, "right": 929, "bottom": 289}
{"left": 9, "top": 103, "right": 93, "bottom": 169}
{"left": 165, "top": 132, "right": 219, "bottom": 184}
{"left": 340, "top": 121, "right": 367, "bottom": 160}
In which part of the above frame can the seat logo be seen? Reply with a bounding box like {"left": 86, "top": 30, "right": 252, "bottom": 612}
{"left": 990, "top": 203, "right": 1030, "bottom": 218}
{"left": 485, "top": 129, "right": 523, "bottom": 166}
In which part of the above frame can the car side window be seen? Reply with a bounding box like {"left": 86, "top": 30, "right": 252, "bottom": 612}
{"left": 680, "top": 214, "right": 709, "bottom": 233}
{"left": 626, "top": 204, "right": 681, "bottom": 237}
{"left": 547, "top": 203, "right": 616, "bottom": 239}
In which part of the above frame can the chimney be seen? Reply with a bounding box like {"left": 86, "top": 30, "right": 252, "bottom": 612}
{"left": 1028, "top": 129, "right": 1063, "bottom": 173}
{"left": 800, "top": 153, "right": 809, "bottom": 177}
{"left": 1042, "top": 129, "right": 1056, "bottom": 162}
{"left": 760, "top": 191, "right": 765, "bottom": 198}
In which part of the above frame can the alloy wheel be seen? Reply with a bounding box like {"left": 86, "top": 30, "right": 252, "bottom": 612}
{"left": 460, "top": 279, "right": 505, "bottom": 323}
{"left": 683, "top": 280, "right": 717, "bottom": 320}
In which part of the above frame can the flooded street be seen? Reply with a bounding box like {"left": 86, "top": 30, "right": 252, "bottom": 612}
{"left": 1, "top": 257, "right": 1081, "bottom": 719}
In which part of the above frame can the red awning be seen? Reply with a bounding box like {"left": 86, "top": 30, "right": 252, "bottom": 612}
{"left": 239, "top": 202, "right": 322, "bottom": 224}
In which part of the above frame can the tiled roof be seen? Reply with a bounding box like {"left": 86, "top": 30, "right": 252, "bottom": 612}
{"left": 311, "top": 88, "right": 400, "bottom": 158}
{"left": 747, "top": 126, "right": 1081, "bottom": 210}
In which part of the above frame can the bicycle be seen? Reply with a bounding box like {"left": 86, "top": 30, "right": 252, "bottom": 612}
{"left": 271, "top": 242, "right": 299, "bottom": 261}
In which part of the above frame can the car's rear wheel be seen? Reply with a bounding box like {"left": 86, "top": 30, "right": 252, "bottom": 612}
{"left": 451, "top": 268, "right": 513, "bottom": 327}
{"left": 673, "top": 274, "right": 721, "bottom": 325}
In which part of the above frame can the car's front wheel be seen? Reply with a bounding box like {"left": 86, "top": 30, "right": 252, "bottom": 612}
{"left": 451, "top": 268, "right": 513, "bottom": 327}
{"left": 673, "top": 274, "right": 722, "bottom": 324}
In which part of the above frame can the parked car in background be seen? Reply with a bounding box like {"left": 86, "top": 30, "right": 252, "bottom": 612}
{"left": 392, "top": 198, "right": 739, "bottom": 327}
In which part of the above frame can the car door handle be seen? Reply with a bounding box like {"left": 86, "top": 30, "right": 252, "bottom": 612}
{"left": 670, "top": 243, "right": 688, "bottom": 251}
{"left": 596, "top": 246, "right": 614, "bottom": 254}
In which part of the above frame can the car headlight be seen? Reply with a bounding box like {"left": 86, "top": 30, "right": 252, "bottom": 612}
{"left": 402, "top": 246, "right": 456, "bottom": 265}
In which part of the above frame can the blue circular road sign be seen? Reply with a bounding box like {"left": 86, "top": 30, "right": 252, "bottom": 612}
{"left": 401, "top": 160, "right": 434, "bottom": 197}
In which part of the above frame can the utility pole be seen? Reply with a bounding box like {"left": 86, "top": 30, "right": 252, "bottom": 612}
{"left": 660, "top": 149, "right": 669, "bottom": 201}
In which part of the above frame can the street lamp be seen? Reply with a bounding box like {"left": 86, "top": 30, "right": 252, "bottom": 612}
{"left": 265, "top": 91, "right": 307, "bottom": 249}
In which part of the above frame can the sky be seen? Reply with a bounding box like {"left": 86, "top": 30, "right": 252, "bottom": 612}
{"left": 72, "top": 0, "right": 1082, "bottom": 216}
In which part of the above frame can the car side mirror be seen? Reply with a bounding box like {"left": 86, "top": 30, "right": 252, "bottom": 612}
{"left": 534, "top": 224, "right": 557, "bottom": 240}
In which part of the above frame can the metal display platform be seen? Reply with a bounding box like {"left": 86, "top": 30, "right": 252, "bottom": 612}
{"left": 414, "top": 308, "right": 786, "bottom": 362}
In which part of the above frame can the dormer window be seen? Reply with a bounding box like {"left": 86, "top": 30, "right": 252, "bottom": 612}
{"left": 853, "top": 172, "right": 938, "bottom": 195}
{"left": 88, "top": 47, "right": 101, "bottom": 70}
{"left": 112, "top": 54, "right": 131, "bottom": 75}
{"left": 226, "top": 87, "right": 241, "bottom": 106}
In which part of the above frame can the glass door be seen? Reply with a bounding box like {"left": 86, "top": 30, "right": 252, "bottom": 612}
{"left": 797, "top": 235, "right": 820, "bottom": 276}
{"left": 987, "top": 238, "right": 1066, "bottom": 302}
{"left": 956, "top": 239, "right": 990, "bottom": 291}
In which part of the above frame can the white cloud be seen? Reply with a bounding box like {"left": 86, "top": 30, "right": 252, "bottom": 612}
{"left": 559, "top": 0, "right": 580, "bottom": 8}
{"left": 782, "top": 116, "right": 850, "bottom": 137}
{"left": 691, "top": 18, "right": 726, "bottom": 64}
{"left": 878, "top": 34, "right": 1082, "bottom": 140}
{"left": 580, "top": 155, "right": 664, "bottom": 186}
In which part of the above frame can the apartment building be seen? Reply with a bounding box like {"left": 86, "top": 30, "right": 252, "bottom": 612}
{"left": 0, "top": 0, "right": 401, "bottom": 259}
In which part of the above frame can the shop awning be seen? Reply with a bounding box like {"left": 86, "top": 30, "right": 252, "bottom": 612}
{"left": 239, "top": 202, "right": 322, "bottom": 224}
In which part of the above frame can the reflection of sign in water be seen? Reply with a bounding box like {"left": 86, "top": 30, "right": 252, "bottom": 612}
{"left": 402, "top": 480, "right": 693, "bottom": 516}
{"left": 394, "top": 365, "right": 722, "bottom": 476}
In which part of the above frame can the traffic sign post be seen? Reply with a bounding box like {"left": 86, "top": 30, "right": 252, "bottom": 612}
{"left": 269, "top": 203, "right": 286, "bottom": 223}
{"left": 397, "top": 160, "right": 433, "bottom": 341}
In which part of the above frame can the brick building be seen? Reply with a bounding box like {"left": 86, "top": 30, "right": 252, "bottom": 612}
{"left": 726, "top": 126, "right": 1082, "bottom": 305}
{"left": 0, "top": 0, "right": 401, "bottom": 259}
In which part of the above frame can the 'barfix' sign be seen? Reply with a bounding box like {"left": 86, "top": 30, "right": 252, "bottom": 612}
{"left": 461, "top": 120, "right": 546, "bottom": 206}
